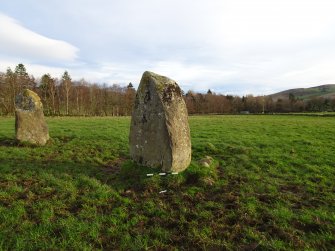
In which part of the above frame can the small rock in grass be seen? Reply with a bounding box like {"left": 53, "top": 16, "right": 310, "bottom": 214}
{"left": 199, "top": 156, "right": 213, "bottom": 167}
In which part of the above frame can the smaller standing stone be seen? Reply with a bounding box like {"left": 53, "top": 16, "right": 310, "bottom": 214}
{"left": 15, "top": 89, "right": 49, "bottom": 145}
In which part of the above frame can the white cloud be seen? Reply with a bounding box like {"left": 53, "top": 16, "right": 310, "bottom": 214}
{"left": 1, "top": 0, "right": 335, "bottom": 95}
{"left": 0, "top": 13, "right": 78, "bottom": 63}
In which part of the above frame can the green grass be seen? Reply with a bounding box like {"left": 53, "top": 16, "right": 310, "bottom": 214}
{"left": 0, "top": 115, "right": 334, "bottom": 250}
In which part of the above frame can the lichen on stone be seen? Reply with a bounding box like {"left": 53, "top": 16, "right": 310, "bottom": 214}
{"left": 16, "top": 89, "right": 43, "bottom": 111}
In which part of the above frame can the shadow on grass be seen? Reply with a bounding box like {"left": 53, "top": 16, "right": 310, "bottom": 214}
{"left": 0, "top": 154, "right": 170, "bottom": 194}
{"left": 0, "top": 137, "right": 18, "bottom": 147}
{"left": 0, "top": 151, "right": 218, "bottom": 198}
{"left": 0, "top": 137, "right": 49, "bottom": 148}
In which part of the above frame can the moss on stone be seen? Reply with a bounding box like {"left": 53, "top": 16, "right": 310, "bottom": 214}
{"left": 140, "top": 71, "right": 176, "bottom": 94}
{"left": 23, "top": 89, "right": 41, "bottom": 102}
{"left": 19, "top": 89, "right": 43, "bottom": 110}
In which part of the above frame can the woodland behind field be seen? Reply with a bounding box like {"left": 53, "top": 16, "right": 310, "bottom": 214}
{"left": 1, "top": 64, "right": 335, "bottom": 116}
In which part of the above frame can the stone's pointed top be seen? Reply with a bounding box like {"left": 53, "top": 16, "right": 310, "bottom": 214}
{"left": 142, "top": 71, "right": 176, "bottom": 86}
{"left": 143, "top": 71, "right": 164, "bottom": 78}
{"left": 15, "top": 89, "right": 43, "bottom": 111}
{"left": 143, "top": 70, "right": 155, "bottom": 76}
{"left": 23, "top": 89, "right": 41, "bottom": 101}
{"left": 142, "top": 71, "right": 171, "bottom": 79}
{"left": 139, "top": 71, "right": 182, "bottom": 102}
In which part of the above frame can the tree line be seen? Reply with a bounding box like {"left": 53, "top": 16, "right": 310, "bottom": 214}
{"left": 0, "top": 64, "right": 136, "bottom": 116}
{"left": 184, "top": 90, "right": 335, "bottom": 114}
{"left": 1, "top": 64, "right": 335, "bottom": 116}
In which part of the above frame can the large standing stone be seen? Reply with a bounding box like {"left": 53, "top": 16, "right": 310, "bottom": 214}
{"left": 15, "top": 89, "right": 49, "bottom": 145}
{"left": 129, "top": 71, "right": 191, "bottom": 172}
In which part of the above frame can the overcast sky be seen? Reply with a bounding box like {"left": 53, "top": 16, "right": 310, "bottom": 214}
{"left": 1, "top": 0, "right": 335, "bottom": 95}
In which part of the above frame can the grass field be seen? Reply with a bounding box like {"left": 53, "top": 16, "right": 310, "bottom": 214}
{"left": 0, "top": 115, "right": 334, "bottom": 250}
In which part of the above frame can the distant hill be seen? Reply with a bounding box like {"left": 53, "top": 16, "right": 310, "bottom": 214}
{"left": 269, "top": 84, "right": 335, "bottom": 101}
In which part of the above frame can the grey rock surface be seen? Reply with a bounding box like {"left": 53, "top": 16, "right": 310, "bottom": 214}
{"left": 129, "top": 71, "right": 191, "bottom": 172}
{"left": 15, "top": 89, "right": 49, "bottom": 145}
